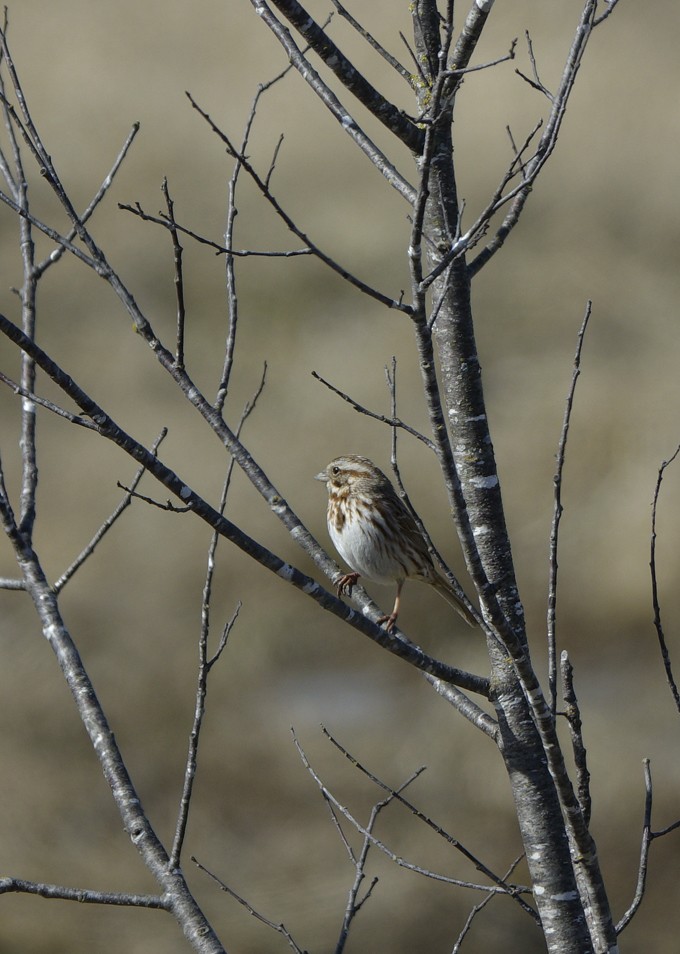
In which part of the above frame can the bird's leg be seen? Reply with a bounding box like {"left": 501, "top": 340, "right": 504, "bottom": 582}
{"left": 336, "top": 571, "right": 360, "bottom": 597}
{"left": 378, "top": 581, "right": 403, "bottom": 633}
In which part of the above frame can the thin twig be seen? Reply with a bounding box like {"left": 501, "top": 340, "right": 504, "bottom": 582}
{"left": 161, "top": 178, "right": 186, "bottom": 370}
{"left": 0, "top": 370, "right": 98, "bottom": 430}
{"left": 187, "top": 93, "right": 410, "bottom": 314}
{"left": 320, "top": 727, "right": 536, "bottom": 919}
{"left": 218, "top": 64, "right": 292, "bottom": 409}
{"left": 334, "top": 768, "right": 422, "bottom": 953}
{"left": 171, "top": 368, "right": 266, "bottom": 867}
{"left": 312, "top": 369, "right": 433, "bottom": 449}
{"left": 34, "top": 123, "right": 140, "bottom": 278}
{"left": 295, "top": 731, "right": 516, "bottom": 893}
{"left": 119, "top": 201, "right": 312, "bottom": 258}
{"left": 248, "top": 0, "right": 418, "bottom": 201}
{"left": 649, "top": 444, "right": 680, "bottom": 714}
{"left": 615, "top": 759, "right": 653, "bottom": 934}
{"left": 515, "top": 30, "right": 554, "bottom": 101}
{"left": 452, "top": 855, "right": 526, "bottom": 953}
{"left": 54, "top": 430, "right": 169, "bottom": 593}
{"left": 192, "top": 857, "right": 306, "bottom": 954}
{"left": 399, "top": 31, "right": 426, "bottom": 86}
{"left": 329, "top": 0, "right": 411, "bottom": 81}
{"left": 548, "top": 302, "right": 592, "bottom": 713}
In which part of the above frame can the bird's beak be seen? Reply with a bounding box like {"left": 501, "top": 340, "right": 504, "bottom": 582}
{"left": 314, "top": 471, "right": 327, "bottom": 482}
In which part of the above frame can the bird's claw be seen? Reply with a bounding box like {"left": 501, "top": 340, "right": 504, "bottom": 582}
{"left": 377, "top": 612, "right": 398, "bottom": 633}
{"left": 336, "top": 571, "right": 360, "bottom": 597}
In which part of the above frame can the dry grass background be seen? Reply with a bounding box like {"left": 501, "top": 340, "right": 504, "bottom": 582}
{"left": 0, "top": 1, "right": 679, "bottom": 952}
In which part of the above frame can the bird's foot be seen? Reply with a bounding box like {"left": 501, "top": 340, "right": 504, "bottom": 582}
{"left": 336, "top": 572, "right": 360, "bottom": 597}
{"left": 377, "top": 612, "right": 398, "bottom": 633}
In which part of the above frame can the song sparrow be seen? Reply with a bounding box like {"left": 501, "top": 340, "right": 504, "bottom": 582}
{"left": 315, "top": 455, "right": 476, "bottom": 631}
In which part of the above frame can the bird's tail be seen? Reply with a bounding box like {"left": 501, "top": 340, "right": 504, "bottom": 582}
{"left": 431, "top": 575, "right": 477, "bottom": 627}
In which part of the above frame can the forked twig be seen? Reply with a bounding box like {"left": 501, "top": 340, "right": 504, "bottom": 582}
{"left": 515, "top": 30, "right": 554, "bottom": 101}
{"left": 453, "top": 855, "right": 526, "bottom": 952}
{"left": 616, "top": 760, "right": 680, "bottom": 933}
{"left": 54, "top": 430, "right": 169, "bottom": 593}
{"left": 334, "top": 763, "right": 422, "bottom": 952}
{"left": 171, "top": 368, "right": 266, "bottom": 868}
{"left": 319, "top": 727, "right": 536, "bottom": 919}
{"left": 186, "top": 93, "right": 409, "bottom": 314}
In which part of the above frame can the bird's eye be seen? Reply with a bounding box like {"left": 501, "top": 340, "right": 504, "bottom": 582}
{"left": 331, "top": 465, "right": 340, "bottom": 476}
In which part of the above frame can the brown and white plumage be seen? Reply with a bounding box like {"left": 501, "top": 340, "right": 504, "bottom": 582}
{"left": 315, "top": 455, "right": 476, "bottom": 631}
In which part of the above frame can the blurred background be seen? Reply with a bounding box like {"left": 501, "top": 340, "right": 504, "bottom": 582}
{"left": 0, "top": 1, "right": 679, "bottom": 951}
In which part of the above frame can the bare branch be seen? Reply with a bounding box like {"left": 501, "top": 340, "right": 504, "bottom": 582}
{"left": 0, "top": 370, "right": 98, "bottom": 431}
{"left": 515, "top": 30, "right": 554, "bottom": 102}
{"left": 329, "top": 0, "right": 411, "bottom": 82}
{"left": 191, "top": 857, "right": 306, "bottom": 954}
{"left": 334, "top": 769, "right": 423, "bottom": 952}
{"left": 320, "top": 727, "right": 535, "bottom": 918}
{"left": 34, "top": 123, "right": 140, "bottom": 278}
{"left": 119, "top": 200, "right": 312, "bottom": 258}
{"left": 171, "top": 369, "right": 265, "bottom": 869}
{"left": 449, "top": 0, "right": 495, "bottom": 74}
{"left": 0, "top": 310, "right": 489, "bottom": 694}
{"left": 468, "top": 0, "right": 622, "bottom": 276}
{"left": 187, "top": 93, "right": 410, "bottom": 313}
{"left": 0, "top": 463, "right": 225, "bottom": 953}
{"left": 616, "top": 759, "right": 653, "bottom": 934}
{"left": 0, "top": 877, "right": 166, "bottom": 909}
{"left": 649, "top": 443, "right": 680, "bottom": 714}
{"left": 246, "top": 0, "right": 418, "bottom": 202}
{"left": 560, "top": 652, "right": 591, "bottom": 826}
{"left": 548, "top": 302, "right": 592, "bottom": 713}
{"left": 267, "top": 0, "right": 423, "bottom": 152}
{"left": 295, "top": 730, "right": 519, "bottom": 894}
{"left": 452, "top": 855, "right": 527, "bottom": 953}
{"left": 54, "top": 430, "right": 169, "bottom": 593}
{"left": 311, "top": 369, "right": 434, "bottom": 449}
{"left": 160, "top": 178, "right": 187, "bottom": 369}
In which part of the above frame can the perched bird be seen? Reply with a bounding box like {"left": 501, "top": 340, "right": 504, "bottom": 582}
{"left": 315, "top": 455, "right": 476, "bottom": 631}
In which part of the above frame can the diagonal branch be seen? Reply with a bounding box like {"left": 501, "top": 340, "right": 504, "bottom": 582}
{"left": 468, "top": 0, "right": 619, "bottom": 276}
{"left": 267, "top": 0, "right": 424, "bottom": 152}
{"left": 246, "top": 0, "right": 417, "bottom": 202}
{"left": 0, "top": 468, "right": 225, "bottom": 953}
{"left": 0, "top": 310, "right": 489, "bottom": 697}
{"left": 187, "top": 93, "right": 410, "bottom": 313}
{"left": 329, "top": 0, "right": 411, "bottom": 82}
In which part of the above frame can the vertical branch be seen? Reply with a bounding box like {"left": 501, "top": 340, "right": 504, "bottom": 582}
{"left": 171, "top": 365, "right": 266, "bottom": 868}
{"left": 615, "top": 759, "right": 653, "bottom": 934}
{"left": 0, "top": 483, "right": 225, "bottom": 953}
{"left": 650, "top": 444, "right": 680, "bottom": 714}
{"left": 215, "top": 64, "right": 293, "bottom": 412}
{"left": 161, "top": 178, "right": 186, "bottom": 370}
{"left": 0, "top": 35, "right": 38, "bottom": 537}
{"left": 560, "top": 652, "right": 591, "bottom": 826}
{"left": 548, "top": 302, "right": 592, "bottom": 713}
